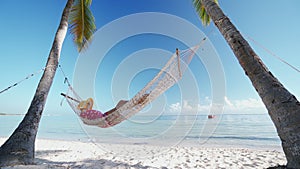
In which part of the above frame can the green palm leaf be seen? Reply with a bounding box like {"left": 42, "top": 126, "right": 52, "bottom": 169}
{"left": 193, "top": 0, "right": 218, "bottom": 26}
{"left": 69, "top": 0, "right": 96, "bottom": 52}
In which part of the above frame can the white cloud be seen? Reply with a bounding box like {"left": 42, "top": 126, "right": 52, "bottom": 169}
{"left": 197, "top": 103, "right": 211, "bottom": 112}
{"left": 224, "top": 96, "right": 265, "bottom": 112}
{"left": 169, "top": 100, "right": 205, "bottom": 114}
{"left": 169, "top": 102, "right": 181, "bottom": 113}
{"left": 168, "top": 96, "right": 266, "bottom": 114}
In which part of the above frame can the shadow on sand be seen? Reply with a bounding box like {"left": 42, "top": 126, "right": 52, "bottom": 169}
{"left": 32, "top": 149, "right": 166, "bottom": 169}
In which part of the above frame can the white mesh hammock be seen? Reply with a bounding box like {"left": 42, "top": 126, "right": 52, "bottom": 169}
{"left": 63, "top": 43, "right": 202, "bottom": 128}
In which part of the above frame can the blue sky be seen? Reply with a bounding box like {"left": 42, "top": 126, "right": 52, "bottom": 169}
{"left": 0, "top": 0, "right": 299, "bottom": 116}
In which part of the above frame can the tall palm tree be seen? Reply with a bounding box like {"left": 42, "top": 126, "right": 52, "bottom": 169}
{"left": 0, "top": 0, "right": 96, "bottom": 166}
{"left": 193, "top": 0, "right": 300, "bottom": 168}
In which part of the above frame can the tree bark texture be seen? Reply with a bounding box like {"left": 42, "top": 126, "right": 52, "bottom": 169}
{"left": 0, "top": 0, "right": 74, "bottom": 167}
{"left": 201, "top": 0, "right": 300, "bottom": 168}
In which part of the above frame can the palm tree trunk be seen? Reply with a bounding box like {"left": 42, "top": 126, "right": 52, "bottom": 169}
{"left": 0, "top": 0, "right": 74, "bottom": 166}
{"left": 201, "top": 0, "right": 300, "bottom": 168}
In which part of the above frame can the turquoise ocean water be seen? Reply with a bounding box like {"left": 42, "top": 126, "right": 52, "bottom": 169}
{"left": 0, "top": 113, "right": 282, "bottom": 150}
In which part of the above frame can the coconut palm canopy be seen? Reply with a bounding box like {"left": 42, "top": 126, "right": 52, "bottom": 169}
{"left": 193, "top": 0, "right": 218, "bottom": 26}
{"left": 69, "top": 0, "right": 96, "bottom": 51}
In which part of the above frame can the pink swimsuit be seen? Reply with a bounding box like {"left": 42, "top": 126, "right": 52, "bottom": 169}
{"left": 80, "top": 110, "right": 103, "bottom": 120}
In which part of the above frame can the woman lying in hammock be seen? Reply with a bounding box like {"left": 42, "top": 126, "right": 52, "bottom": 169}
{"left": 61, "top": 91, "right": 150, "bottom": 127}
{"left": 77, "top": 98, "right": 128, "bottom": 120}
{"left": 77, "top": 93, "right": 150, "bottom": 121}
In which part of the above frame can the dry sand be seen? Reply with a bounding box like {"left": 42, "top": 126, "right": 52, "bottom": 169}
{"left": 0, "top": 138, "right": 286, "bottom": 169}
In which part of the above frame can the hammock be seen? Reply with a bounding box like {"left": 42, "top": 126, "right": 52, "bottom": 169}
{"left": 62, "top": 43, "right": 202, "bottom": 128}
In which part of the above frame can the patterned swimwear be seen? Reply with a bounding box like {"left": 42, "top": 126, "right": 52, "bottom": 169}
{"left": 80, "top": 110, "right": 103, "bottom": 120}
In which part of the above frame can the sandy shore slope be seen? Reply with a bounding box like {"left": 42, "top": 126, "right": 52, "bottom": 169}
{"left": 0, "top": 138, "right": 286, "bottom": 169}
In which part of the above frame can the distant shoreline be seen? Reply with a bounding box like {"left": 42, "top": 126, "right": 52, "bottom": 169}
{"left": 0, "top": 113, "right": 25, "bottom": 116}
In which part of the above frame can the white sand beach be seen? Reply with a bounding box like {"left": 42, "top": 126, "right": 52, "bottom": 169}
{"left": 0, "top": 138, "right": 286, "bottom": 169}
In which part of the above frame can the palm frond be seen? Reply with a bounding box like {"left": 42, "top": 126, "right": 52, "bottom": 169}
{"left": 192, "top": 0, "right": 218, "bottom": 26}
{"left": 85, "top": 0, "right": 92, "bottom": 6}
{"left": 69, "top": 0, "right": 96, "bottom": 52}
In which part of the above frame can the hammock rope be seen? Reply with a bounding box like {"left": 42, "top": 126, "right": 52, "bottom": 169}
{"left": 245, "top": 35, "right": 300, "bottom": 73}
{"left": 0, "top": 66, "right": 54, "bottom": 94}
{"left": 0, "top": 64, "right": 67, "bottom": 95}
{"left": 62, "top": 40, "right": 205, "bottom": 128}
